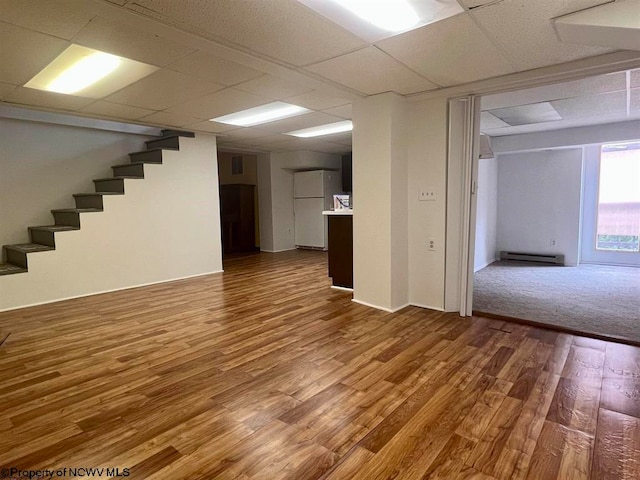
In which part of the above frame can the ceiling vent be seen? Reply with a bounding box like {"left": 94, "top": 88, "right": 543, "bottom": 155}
{"left": 479, "top": 134, "right": 495, "bottom": 159}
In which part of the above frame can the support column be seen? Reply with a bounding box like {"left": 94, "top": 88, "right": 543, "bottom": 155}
{"left": 352, "top": 93, "right": 409, "bottom": 312}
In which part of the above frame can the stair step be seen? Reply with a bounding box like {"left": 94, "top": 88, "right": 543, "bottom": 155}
{"left": 51, "top": 208, "right": 102, "bottom": 228}
{"left": 73, "top": 192, "right": 121, "bottom": 210}
{"left": 0, "top": 262, "right": 27, "bottom": 276}
{"left": 129, "top": 149, "right": 164, "bottom": 164}
{"left": 29, "top": 225, "right": 79, "bottom": 247}
{"left": 111, "top": 162, "right": 145, "bottom": 178}
{"left": 146, "top": 135, "right": 180, "bottom": 150}
{"left": 161, "top": 129, "right": 195, "bottom": 138}
{"left": 92, "top": 177, "right": 140, "bottom": 194}
{"left": 4, "top": 243, "right": 54, "bottom": 269}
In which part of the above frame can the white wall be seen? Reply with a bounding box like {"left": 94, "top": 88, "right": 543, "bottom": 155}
{"left": 258, "top": 150, "right": 341, "bottom": 252}
{"left": 0, "top": 117, "right": 153, "bottom": 249}
{"left": 407, "top": 97, "right": 449, "bottom": 310}
{"left": 474, "top": 157, "right": 498, "bottom": 271}
{"left": 496, "top": 149, "right": 583, "bottom": 266}
{"left": 0, "top": 134, "right": 222, "bottom": 311}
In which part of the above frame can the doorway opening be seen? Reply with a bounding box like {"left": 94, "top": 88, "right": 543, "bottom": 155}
{"left": 466, "top": 68, "right": 640, "bottom": 344}
{"left": 217, "top": 151, "right": 260, "bottom": 264}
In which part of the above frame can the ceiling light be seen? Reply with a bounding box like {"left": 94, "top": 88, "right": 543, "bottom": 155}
{"left": 211, "top": 101, "right": 310, "bottom": 127}
{"left": 285, "top": 120, "right": 353, "bottom": 138}
{"left": 333, "top": 0, "right": 419, "bottom": 32}
{"left": 25, "top": 44, "right": 159, "bottom": 98}
{"left": 298, "top": 0, "right": 463, "bottom": 42}
{"left": 47, "top": 52, "right": 120, "bottom": 94}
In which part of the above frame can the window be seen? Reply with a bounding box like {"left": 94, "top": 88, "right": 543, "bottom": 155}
{"left": 231, "top": 156, "right": 243, "bottom": 175}
{"left": 595, "top": 142, "right": 640, "bottom": 252}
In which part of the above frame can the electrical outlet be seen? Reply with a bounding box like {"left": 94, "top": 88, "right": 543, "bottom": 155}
{"left": 550, "top": 239, "right": 556, "bottom": 246}
{"left": 428, "top": 238, "right": 435, "bottom": 251}
{"left": 419, "top": 189, "right": 436, "bottom": 201}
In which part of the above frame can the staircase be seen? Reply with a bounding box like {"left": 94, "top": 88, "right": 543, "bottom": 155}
{"left": 0, "top": 129, "right": 195, "bottom": 277}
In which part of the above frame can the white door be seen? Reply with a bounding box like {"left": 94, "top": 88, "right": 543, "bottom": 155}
{"left": 446, "top": 96, "right": 481, "bottom": 316}
{"left": 581, "top": 142, "right": 640, "bottom": 266}
{"left": 294, "top": 171, "right": 324, "bottom": 198}
{"left": 294, "top": 198, "right": 325, "bottom": 248}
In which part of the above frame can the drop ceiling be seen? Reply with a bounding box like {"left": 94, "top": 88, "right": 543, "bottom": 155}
{"left": 481, "top": 68, "right": 640, "bottom": 136}
{"left": 0, "top": 0, "right": 635, "bottom": 154}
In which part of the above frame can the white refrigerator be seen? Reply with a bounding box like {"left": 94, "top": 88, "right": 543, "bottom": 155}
{"left": 294, "top": 170, "right": 342, "bottom": 249}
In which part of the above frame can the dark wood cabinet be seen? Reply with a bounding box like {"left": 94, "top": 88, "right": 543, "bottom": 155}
{"left": 341, "top": 153, "right": 352, "bottom": 193}
{"left": 327, "top": 215, "right": 353, "bottom": 288}
{"left": 219, "top": 184, "right": 256, "bottom": 254}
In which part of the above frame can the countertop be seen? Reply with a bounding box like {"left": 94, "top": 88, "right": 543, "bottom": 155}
{"left": 322, "top": 209, "right": 353, "bottom": 216}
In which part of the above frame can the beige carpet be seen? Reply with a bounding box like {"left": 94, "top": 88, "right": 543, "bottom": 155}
{"left": 473, "top": 261, "right": 640, "bottom": 343}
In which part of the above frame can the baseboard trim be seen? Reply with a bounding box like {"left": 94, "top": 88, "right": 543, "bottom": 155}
{"left": 474, "top": 257, "right": 497, "bottom": 272}
{"left": 260, "top": 248, "right": 297, "bottom": 253}
{"left": 474, "top": 310, "right": 640, "bottom": 347}
{"left": 409, "top": 302, "right": 446, "bottom": 312}
{"left": 331, "top": 286, "right": 353, "bottom": 292}
{"left": 351, "top": 299, "right": 410, "bottom": 313}
{"left": 0, "top": 269, "right": 224, "bottom": 313}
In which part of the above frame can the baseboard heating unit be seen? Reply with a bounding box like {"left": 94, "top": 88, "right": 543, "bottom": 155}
{"left": 500, "top": 251, "right": 565, "bottom": 265}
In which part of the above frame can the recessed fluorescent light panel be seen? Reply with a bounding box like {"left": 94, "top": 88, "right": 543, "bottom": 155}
{"left": 286, "top": 120, "right": 353, "bottom": 138}
{"left": 211, "top": 101, "right": 310, "bottom": 127}
{"left": 337, "top": 0, "right": 419, "bottom": 32}
{"left": 297, "top": 0, "right": 463, "bottom": 41}
{"left": 25, "top": 44, "right": 159, "bottom": 98}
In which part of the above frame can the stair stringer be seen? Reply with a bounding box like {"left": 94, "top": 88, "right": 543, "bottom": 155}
{"left": 0, "top": 134, "right": 223, "bottom": 312}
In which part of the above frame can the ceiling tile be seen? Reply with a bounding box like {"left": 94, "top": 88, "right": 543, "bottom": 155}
{"left": 262, "top": 138, "right": 311, "bottom": 151}
{"left": 470, "top": 0, "right": 615, "bottom": 72}
{"left": 4, "top": 87, "right": 93, "bottom": 111}
{"left": 481, "top": 71, "right": 628, "bottom": 110}
{"left": 459, "top": 0, "right": 500, "bottom": 8}
{"left": 222, "top": 127, "right": 274, "bottom": 142}
{"left": 105, "top": 69, "right": 224, "bottom": 110}
{"left": 166, "top": 50, "right": 264, "bottom": 86}
{"left": 323, "top": 131, "right": 352, "bottom": 146}
{"left": 257, "top": 111, "right": 344, "bottom": 134}
{"left": 487, "top": 112, "right": 640, "bottom": 137}
{"left": 305, "top": 46, "right": 438, "bottom": 95}
{"left": 127, "top": 0, "right": 367, "bottom": 66}
{"left": 185, "top": 120, "right": 239, "bottom": 134}
{"left": 376, "top": 14, "right": 515, "bottom": 86}
{"left": 73, "top": 16, "right": 195, "bottom": 67}
{"left": 0, "top": 23, "right": 68, "bottom": 85}
{"left": 165, "top": 87, "right": 266, "bottom": 119}
{"left": 551, "top": 91, "right": 628, "bottom": 119}
{"left": 80, "top": 101, "right": 155, "bottom": 120}
{"left": 481, "top": 111, "right": 510, "bottom": 130}
{"left": 322, "top": 103, "right": 352, "bottom": 119}
{"left": 284, "top": 90, "right": 351, "bottom": 111}
{"left": 234, "top": 75, "right": 313, "bottom": 100}
{"left": 139, "top": 111, "right": 204, "bottom": 127}
{"left": 0, "top": 0, "right": 94, "bottom": 40}
{"left": 0, "top": 82, "right": 18, "bottom": 100}
{"left": 303, "top": 141, "right": 352, "bottom": 154}
{"left": 489, "top": 102, "right": 562, "bottom": 126}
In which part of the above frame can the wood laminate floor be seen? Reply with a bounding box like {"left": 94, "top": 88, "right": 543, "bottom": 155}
{"left": 0, "top": 250, "right": 638, "bottom": 480}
